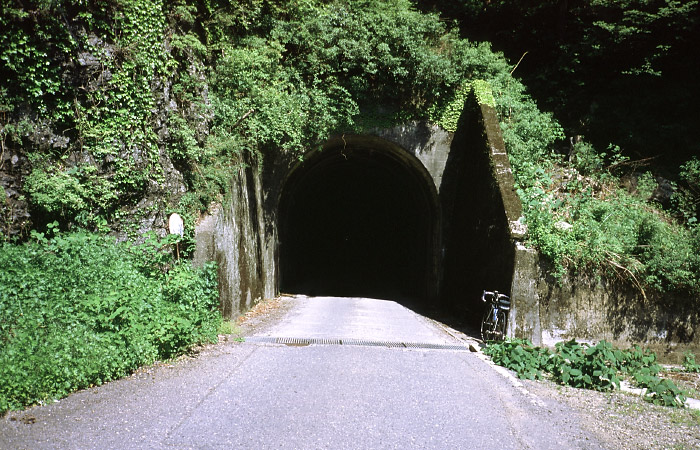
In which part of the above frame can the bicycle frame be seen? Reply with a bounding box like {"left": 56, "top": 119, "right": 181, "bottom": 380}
{"left": 480, "top": 290, "right": 510, "bottom": 341}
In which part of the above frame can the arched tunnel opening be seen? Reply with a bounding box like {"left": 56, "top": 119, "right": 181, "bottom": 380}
{"left": 278, "top": 142, "right": 438, "bottom": 304}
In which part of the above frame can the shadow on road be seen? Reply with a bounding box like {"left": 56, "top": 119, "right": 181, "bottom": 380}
{"left": 401, "top": 300, "right": 483, "bottom": 341}
{"left": 280, "top": 288, "right": 484, "bottom": 342}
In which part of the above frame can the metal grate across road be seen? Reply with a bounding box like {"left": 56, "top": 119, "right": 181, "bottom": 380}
{"left": 244, "top": 336, "right": 469, "bottom": 351}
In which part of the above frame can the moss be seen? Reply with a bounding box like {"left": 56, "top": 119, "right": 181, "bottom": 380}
{"left": 471, "top": 79, "right": 497, "bottom": 108}
{"left": 428, "top": 80, "right": 496, "bottom": 132}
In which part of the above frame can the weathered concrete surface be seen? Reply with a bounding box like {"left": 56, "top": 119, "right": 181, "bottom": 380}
{"left": 373, "top": 122, "right": 453, "bottom": 192}
{"left": 526, "top": 254, "right": 700, "bottom": 362}
{"left": 440, "top": 96, "right": 524, "bottom": 321}
{"left": 509, "top": 244, "right": 543, "bottom": 345}
{"left": 196, "top": 154, "right": 276, "bottom": 318}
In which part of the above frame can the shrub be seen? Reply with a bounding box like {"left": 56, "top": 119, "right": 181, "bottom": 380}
{"left": 483, "top": 338, "right": 552, "bottom": 381}
{"left": 485, "top": 339, "right": 687, "bottom": 408}
{"left": 0, "top": 231, "right": 221, "bottom": 413}
{"left": 550, "top": 340, "right": 622, "bottom": 391}
{"left": 683, "top": 352, "right": 700, "bottom": 373}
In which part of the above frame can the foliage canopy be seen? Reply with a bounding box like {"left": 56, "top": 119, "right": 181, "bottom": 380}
{"left": 1, "top": 0, "right": 699, "bottom": 296}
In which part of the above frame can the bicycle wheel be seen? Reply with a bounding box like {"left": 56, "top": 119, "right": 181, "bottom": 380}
{"left": 480, "top": 308, "right": 496, "bottom": 341}
{"left": 494, "top": 310, "right": 508, "bottom": 341}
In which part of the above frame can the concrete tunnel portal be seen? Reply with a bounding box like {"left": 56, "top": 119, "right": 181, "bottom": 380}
{"left": 201, "top": 102, "right": 525, "bottom": 333}
{"left": 278, "top": 140, "right": 439, "bottom": 303}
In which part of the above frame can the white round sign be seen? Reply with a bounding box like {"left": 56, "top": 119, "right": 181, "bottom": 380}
{"left": 168, "top": 213, "right": 184, "bottom": 237}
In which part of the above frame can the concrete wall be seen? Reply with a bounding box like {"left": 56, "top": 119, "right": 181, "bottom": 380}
{"left": 194, "top": 92, "right": 524, "bottom": 321}
{"left": 194, "top": 90, "right": 699, "bottom": 361}
{"left": 440, "top": 98, "right": 523, "bottom": 317}
{"left": 515, "top": 249, "right": 700, "bottom": 362}
{"left": 194, "top": 154, "right": 276, "bottom": 318}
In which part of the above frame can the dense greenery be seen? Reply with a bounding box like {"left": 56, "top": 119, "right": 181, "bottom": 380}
{"left": 418, "top": 0, "right": 700, "bottom": 165}
{"left": 1, "top": 0, "right": 176, "bottom": 231}
{"left": 1, "top": 0, "right": 531, "bottom": 230}
{"left": 484, "top": 339, "right": 688, "bottom": 408}
{"left": 1, "top": 4, "right": 699, "bottom": 410}
{"left": 516, "top": 154, "right": 700, "bottom": 293}
{"left": 415, "top": 0, "right": 700, "bottom": 295}
{"left": 0, "top": 228, "right": 222, "bottom": 413}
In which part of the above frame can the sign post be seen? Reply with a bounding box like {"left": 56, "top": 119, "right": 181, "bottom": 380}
{"left": 168, "top": 213, "right": 185, "bottom": 260}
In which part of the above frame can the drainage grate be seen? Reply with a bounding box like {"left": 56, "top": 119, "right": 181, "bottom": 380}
{"left": 244, "top": 336, "right": 468, "bottom": 351}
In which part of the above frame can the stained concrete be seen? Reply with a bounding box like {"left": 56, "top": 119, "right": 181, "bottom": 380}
{"left": 194, "top": 88, "right": 700, "bottom": 357}
{"left": 195, "top": 89, "right": 521, "bottom": 323}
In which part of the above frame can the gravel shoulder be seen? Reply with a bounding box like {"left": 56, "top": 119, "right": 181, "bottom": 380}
{"left": 523, "top": 377, "right": 700, "bottom": 450}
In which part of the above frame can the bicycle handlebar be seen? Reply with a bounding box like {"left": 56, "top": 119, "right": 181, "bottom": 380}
{"left": 482, "top": 290, "right": 510, "bottom": 303}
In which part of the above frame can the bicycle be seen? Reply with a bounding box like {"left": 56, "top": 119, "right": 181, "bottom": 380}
{"left": 480, "top": 290, "right": 510, "bottom": 341}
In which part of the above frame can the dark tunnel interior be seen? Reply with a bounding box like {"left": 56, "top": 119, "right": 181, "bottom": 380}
{"left": 279, "top": 146, "right": 435, "bottom": 302}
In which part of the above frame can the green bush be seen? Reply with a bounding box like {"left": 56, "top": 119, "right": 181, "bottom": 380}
{"left": 0, "top": 230, "right": 221, "bottom": 413}
{"left": 550, "top": 340, "right": 622, "bottom": 391}
{"left": 514, "top": 145, "right": 700, "bottom": 295}
{"left": 683, "top": 352, "right": 700, "bottom": 373}
{"left": 485, "top": 339, "right": 687, "bottom": 408}
{"left": 482, "top": 338, "right": 552, "bottom": 380}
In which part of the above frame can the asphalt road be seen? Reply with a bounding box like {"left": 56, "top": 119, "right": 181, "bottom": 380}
{"left": 0, "top": 296, "right": 606, "bottom": 449}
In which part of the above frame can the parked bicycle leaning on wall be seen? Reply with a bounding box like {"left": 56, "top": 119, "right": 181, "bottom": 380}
{"left": 480, "top": 290, "right": 510, "bottom": 341}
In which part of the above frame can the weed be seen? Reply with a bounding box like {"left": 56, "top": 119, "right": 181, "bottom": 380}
{"left": 217, "top": 320, "right": 240, "bottom": 336}
{"left": 669, "top": 409, "right": 700, "bottom": 427}
{"left": 485, "top": 339, "right": 687, "bottom": 408}
{"left": 682, "top": 352, "right": 700, "bottom": 373}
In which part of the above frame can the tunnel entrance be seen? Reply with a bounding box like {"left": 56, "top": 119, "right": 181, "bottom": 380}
{"left": 279, "top": 140, "right": 438, "bottom": 303}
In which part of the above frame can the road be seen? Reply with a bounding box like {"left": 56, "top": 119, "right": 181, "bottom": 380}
{"left": 0, "top": 296, "right": 605, "bottom": 449}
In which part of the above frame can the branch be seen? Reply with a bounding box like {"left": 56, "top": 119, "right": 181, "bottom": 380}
{"left": 606, "top": 156, "right": 657, "bottom": 172}
{"left": 231, "top": 108, "right": 255, "bottom": 130}
{"left": 510, "top": 52, "right": 528, "bottom": 76}
{"left": 604, "top": 251, "right": 647, "bottom": 302}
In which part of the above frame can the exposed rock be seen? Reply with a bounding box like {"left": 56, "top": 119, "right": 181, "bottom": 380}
{"left": 555, "top": 220, "right": 573, "bottom": 231}
{"left": 650, "top": 176, "right": 674, "bottom": 206}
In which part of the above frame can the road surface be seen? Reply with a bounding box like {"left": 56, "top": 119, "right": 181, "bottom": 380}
{"left": 0, "top": 296, "right": 605, "bottom": 449}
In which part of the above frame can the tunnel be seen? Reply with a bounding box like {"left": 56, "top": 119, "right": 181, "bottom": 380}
{"left": 278, "top": 138, "right": 439, "bottom": 303}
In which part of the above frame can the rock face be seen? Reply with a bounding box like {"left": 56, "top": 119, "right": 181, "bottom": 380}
{"left": 1, "top": 19, "right": 200, "bottom": 240}
{"left": 0, "top": 148, "right": 32, "bottom": 240}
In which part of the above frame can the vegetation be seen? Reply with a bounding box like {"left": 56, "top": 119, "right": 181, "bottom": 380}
{"left": 1, "top": 0, "right": 699, "bottom": 411}
{"left": 3, "top": 0, "right": 697, "bottom": 298}
{"left": 683, "top": 352, "right": 700, "bottom": 373}
{"left": 418, "top": 1, "right": 700, "bottom": 165}
{"left": 417, "top": 1, "right": 700, "bottom": 295}
{"left": 484, "top": 339, "right": 688, "bottom": 408}
{"left": 0, "top": 226, "right": 222, "bottom": 413}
